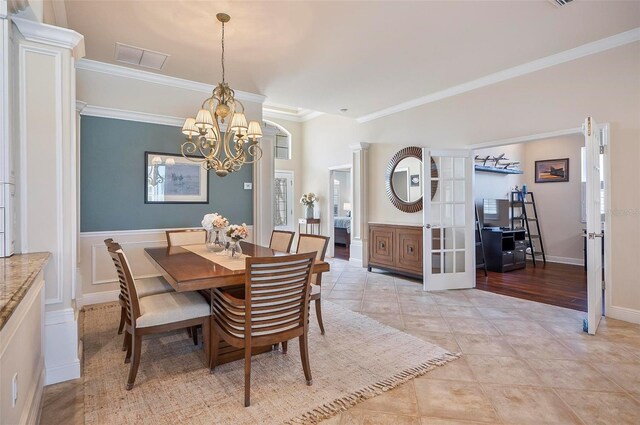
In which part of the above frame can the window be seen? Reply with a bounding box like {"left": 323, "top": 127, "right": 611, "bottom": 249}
{"left": 274, "top": 134, "right": 290, "bottom": 160}
{"left": 580, "top": 146, "right": 605, "bottom": 222}
{"left": 333, "top": 179, "right": 340, "bottom": 215}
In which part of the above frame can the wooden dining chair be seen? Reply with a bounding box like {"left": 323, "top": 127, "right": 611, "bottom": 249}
{"left": 106, "top": 242, "right": 211, "bottom": 390}
{"left": 295, "top": 234, "right": 330, "bottom": 335}
{"left": 210, "top": 252, "right": 317, "bottom": 407}
{"left": 166, "top": 229, "right": 207, "bottom": 246}
{"left": 104, "top": 239, "right": 174, "bottom": 340}
{"left": 269, "top": 230, "right": 295, "bottom": 253}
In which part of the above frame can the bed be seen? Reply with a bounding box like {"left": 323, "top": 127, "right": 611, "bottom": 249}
{"left": 334, "top": 216, "right": 351, "bottom": 246}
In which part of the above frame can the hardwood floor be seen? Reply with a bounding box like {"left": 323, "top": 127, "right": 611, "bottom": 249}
{"left": 334, "top": 243, "right": 350, "bottom": 260}
{"left": 475, "top": 261, "right": 587, "bottom": 311}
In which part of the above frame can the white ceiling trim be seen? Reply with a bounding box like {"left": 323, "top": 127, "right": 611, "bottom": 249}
{"left": 75, "top": 58, "right": 267, "bottom": 104}
{"left": 80, "top": 104, "right": 184, "bottom": 127}
{"left": 469, "top": 127, "right": 582, "bottom": 150}
{"left": 263, "top": 104, "right": 323, "bottom": 122}
{"left": 12, "top": 16, "right": 85, "bottom": 59}
{"left": 357, "top": 27, "right": 640, "bottom": 124}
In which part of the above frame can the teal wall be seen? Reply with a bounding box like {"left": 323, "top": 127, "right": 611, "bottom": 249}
{"left": 81, "top": 116, "right": 253, "bottom": 232}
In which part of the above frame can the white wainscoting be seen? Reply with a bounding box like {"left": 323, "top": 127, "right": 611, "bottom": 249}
{"left": 79, "top": 226, "right": 254, "bottom": 306}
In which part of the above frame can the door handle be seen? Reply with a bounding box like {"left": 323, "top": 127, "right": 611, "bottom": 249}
{"left": 424, "top": 224, "right": 432, "bottom": 229}
{"left": 588, "top": 232, "right": 604, "bottom": 239}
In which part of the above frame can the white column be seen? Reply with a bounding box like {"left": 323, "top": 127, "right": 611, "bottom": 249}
{"left": 13, "top": 16, "right": 84, "bottom": 385}
{"left": 253, "top": 130, "right": 275, "bottom": 246}
{"left": 349, "top": 142, "right": 370, "bottom": 267}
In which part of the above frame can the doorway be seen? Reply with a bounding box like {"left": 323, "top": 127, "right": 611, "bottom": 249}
{"left": 470, "top": 125, "right": 608, "bottom": 324}
{"left": 328, "top": 166, "right": 352, "bottom": 260}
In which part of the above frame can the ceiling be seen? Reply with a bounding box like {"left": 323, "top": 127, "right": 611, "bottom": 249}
{"left": 63, "top": 1, "right": 640, "bottom": 118}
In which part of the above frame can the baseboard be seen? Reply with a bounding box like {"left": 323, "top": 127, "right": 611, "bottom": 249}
{"left": 20, "top": 361, "right": 45, "bottom": 425}
{"left": 349, "top": 239, "right": 367, "bottom": 268}
{"left": 80, "top": 289, "right": 119, "bottom": 306}
{"left": 44, "top": 309, "right": 81, "bottom": 385}
{"left": 607, "top": 305, "right": 640, "bottom": 325}
{"left": 349, "top": 257, "right": 364, "bottom": 267}
{"left": 545, "top": 256, "right": 583, "bottom": 266}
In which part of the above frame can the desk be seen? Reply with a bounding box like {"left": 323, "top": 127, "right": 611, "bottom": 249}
{"left": 299, "top": 218, "right": 321, "bottom": 235}
{"left": 144, "top": 241, "right": 330, "bottom": 364}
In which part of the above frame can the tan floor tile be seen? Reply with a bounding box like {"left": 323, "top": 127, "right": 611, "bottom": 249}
{"left": 328, "top": 299, "right": 362, "bottom": 311}
{"left": 414, "top": 379, "right": 499, "bottom": 423}
{"left": 489, "top": 319, "right": 553, "bottom": 338}
{"left": 455, "top": 335, "right": 517, "bottom": 356}
{"left": 419, "top": 357, "right": 476, "bottom": 382}
{"left": 400, "top": 302, "right": 442, "bottom": 317}
{"left": 482, "top": 384, "right": 583, "bottom": 425}
{"left": 363, "top": 291, "right": 397, "bottom": 303}
{"left": 561, "top": 338, "right": 640, "bottom": 364}
{"left": 361, "top": 300, "right": 401, "bottom": 314}
{"left": 431, "top": 293, "right": 475, "bottom": 307}
{"left": 503, "top": 335, "right": 578, "bottom": 360}
{"left": 40, "top": 378, "right": 84, "bottom": 425}
{"left": 398, "top": 292, "right": 437, "bottom": 304}
{"left": 537, "top": 320, "right": 591, "bottom": 340}
{"left": 526, "top": 358, "right": 622, "bottom": 392}
{"left": 327, "top": 289, "right": 365, "bottom": 301}
{"left": 419, "top": 418, "right": 497, "bottom": 425}
{"left": 557, "top": 389, "right": 640, "bottom": 425}
{"left": 339, "top": 409, "right": 420, "bottom": 425}
{"left": 594, "top": 362, "right": 640, "bottom": 394}
{"left": 445, "top": 318, "right": 500, "bottom": 336}
{"left": 520, "top": 308, "right": 586, "bottom": 323}
{"left": 356, "top": 383, "right": 418, "bottom": 415}
{"left": 403, "top": 315, "right": 451, "bottom": 333}
{"left": 402, "top": 330, "right": 461, "bottom": 353}
{"left": 476, "top": 307, "right": 527, "bottom": 320}
{"left": 333, "top": 282, "right": 366, "bottom": 291}
{"left": 437, "top": 305, "right": 483, "bottom": 319}
{"left": 465, "top": 355, "right": 544, "bottom": 386}
{"left": 467, "top": 296, "right": 515, "bottom": 309}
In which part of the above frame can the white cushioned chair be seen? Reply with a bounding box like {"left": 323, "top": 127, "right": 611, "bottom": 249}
{"left": 269, "top": 230, "right": 295, "bottom": 253}
{"left": 166, "top": 229, "right": 207, "bottom": 246}
{"left": 295, "top": 234, "right": 330, "bottom": 334}
{"left": 106, "top": 241, "right": 211, "bottom": 390}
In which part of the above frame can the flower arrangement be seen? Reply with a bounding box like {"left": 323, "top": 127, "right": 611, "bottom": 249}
{"left": 202, "top": 213, "right": 229, "bottom": 230}
{"left": 300, "top": 192, "right": 318, "bottom": 206}
{"left": 226, "top": 223, "right": 249, "bottom": 242}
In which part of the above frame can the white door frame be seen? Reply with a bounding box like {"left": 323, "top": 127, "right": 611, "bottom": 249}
{"left": 274, "top": 170, "right": 294, "bottom": 231}
{"left": 470, "top": 125, "right": 612, "bottom": 322}
{"left": 327, "top": 164, "right": 353, "bottom": 258}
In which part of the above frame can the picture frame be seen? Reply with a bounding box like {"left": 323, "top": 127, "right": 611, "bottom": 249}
{"left": 145, "top": 151, "right": 209, "bottom": 204}
{"left": 410, "top": 174, "right": 420, "bottom": 187}
{"left": 534, "top": 158, "right": 569, "bottom": 183}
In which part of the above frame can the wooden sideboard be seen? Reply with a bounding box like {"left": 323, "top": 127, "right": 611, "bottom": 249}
{"left": 368, "top": 223, "right": 423, "bottom": 278}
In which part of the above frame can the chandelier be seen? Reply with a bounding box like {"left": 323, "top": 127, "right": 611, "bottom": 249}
{"left": 180, "top": 13, "right": 262, "bottom": 177}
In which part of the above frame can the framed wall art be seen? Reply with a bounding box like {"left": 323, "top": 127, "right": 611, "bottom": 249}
{"left": 145, "top": 151, "right": 209, "bottom": 204}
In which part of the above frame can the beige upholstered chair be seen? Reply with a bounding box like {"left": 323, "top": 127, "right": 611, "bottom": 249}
{"left": 104, "top": 239, "right": 174, "bottom": 339}
{"left": 269, "top": 230, "right": 295, "bottom": 253}
{"left": 106, "top": 242, "right": 211, "bottom": 390}
{"left": 166, "top": 229, "right": 207, "bottom": 246}
{"left": 210, "top": 252, "right": 316, "bottom": 407}
{"left": 295, "top": 234, "right": 330, "bottom": 334}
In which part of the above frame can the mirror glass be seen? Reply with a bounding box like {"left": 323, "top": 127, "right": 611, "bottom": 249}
{"left": 392, "top": 157, "right": 422, "bottom": 203}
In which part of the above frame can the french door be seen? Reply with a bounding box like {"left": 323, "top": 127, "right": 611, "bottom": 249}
{"left": 422, "top": 149, "right": 476, "bottom": 291}
{"left": 584, "top": 117, "right": 605, "bottom": 335}
{"left": 274, "top": 171, "right": 294, "bottom": 231}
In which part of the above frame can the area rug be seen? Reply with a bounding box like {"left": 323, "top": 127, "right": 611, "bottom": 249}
{"left": 83, "top": 301, "right": 459, "bottom": 425}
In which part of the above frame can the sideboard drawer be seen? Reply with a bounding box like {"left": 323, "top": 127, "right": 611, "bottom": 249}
{"left": 369, "top": 227, "right": 395, "bottom": 267}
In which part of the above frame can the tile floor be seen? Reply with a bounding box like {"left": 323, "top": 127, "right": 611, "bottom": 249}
{"left": 41, "top": 258, "right": 640, "bottom": 424}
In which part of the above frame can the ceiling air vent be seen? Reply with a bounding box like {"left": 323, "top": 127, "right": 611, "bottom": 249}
{"left": 114, "top": 43, "right": 170, "bottom": 70}
{"left": 548, "top": 0, "right": 574, "bottom": 7}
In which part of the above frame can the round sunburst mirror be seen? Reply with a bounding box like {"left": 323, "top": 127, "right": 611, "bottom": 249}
{"left": 385, "top": 147, "right": 438, "bottom": 213}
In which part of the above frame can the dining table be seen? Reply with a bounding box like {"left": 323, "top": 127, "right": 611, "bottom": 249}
{"left": 144, "top": 240, "right": 330, "bottom": 365}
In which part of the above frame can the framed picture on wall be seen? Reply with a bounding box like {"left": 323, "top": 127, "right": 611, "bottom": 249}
{"left": 534, "top": 158, "right": 569, "bottom": 183}
{"left": 145, "top": 151, "right": 209, "bottom": 204}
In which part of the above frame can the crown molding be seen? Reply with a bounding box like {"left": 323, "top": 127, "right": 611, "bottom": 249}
{"left": 79, "top": 104, "right": 184, "bottom": 127}
{"left": 11, "top": 16, "right": 85, "bottom": 59}
{"left": 350, "top": 142, "right": 370, "bottom": 151}
{"left": 75, "top": 58, "right": 267, "bottom": 104}
{"left": 263, "top": 103, "right": 323, "bottom": 122}
{"left": 357, "top": 27, "right": 640, "bottom": 124}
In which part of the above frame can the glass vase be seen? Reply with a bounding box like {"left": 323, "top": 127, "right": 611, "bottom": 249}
{"left": 305, "top": 204, "right": 314, "bottom": 219}
{"left": 206, "top": 229, "right": 227, "bottom": 253}
{"left": 228, "top": 240, "right": 243, "bottom": 257}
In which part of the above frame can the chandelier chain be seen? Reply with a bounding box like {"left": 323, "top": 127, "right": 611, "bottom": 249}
{"left": 221, "top": 21, "right": 225, "bottom": 83}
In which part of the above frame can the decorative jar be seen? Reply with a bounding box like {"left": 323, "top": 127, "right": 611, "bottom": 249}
{"left": 206, "top": 229, "right": 227, "bottom": 252}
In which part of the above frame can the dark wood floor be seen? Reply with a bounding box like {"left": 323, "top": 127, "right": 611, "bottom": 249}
{"left": 334, "top": 243, "right": 350, "bottom": 260}
{"left": 475, "top": 261, "right": 587, "bottom": 311}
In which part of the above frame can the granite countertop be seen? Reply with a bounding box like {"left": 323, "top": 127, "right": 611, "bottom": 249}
{"left": 0, "top": 252, "right": 51, "bottom": 332}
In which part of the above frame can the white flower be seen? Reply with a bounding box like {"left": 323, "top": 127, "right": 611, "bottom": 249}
{"left": 202, "top": 213, "right": 229, "bottom": 230}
